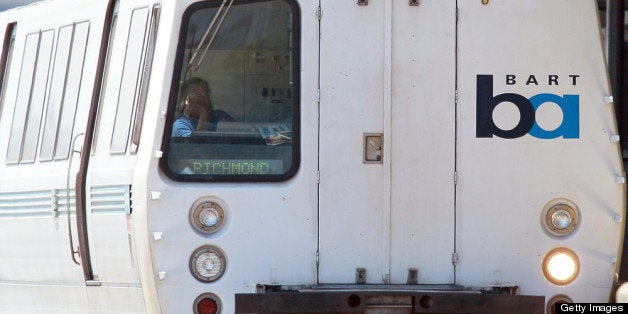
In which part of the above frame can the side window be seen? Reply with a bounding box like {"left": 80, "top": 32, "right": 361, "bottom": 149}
{"left": 21, "top": 30, "right": 54, "bottom": 163}
{"left": 5, "top": 22, "right": 90, "bottom": 165}
{"left": 129, "top": 5, "right": 160, "bottom": 154}
{"left": 161, "top": 0, "right": 300, "bottom": 182}
{"left": 6, "top": 29, "right": 54, "bottom": 164}
{"left": 40, "top": 21, "right": 90, "bottom": 161}
{"left": 0, "top": 23, "right": 16, "bottom": 123}
{"left": 92, "top": 0, "right": 119, "bottom": 156}
{"left": 110, "top": 6, "right": 158, "bottom": 155}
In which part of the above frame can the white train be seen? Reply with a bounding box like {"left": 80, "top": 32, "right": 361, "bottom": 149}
{"left": 0, "top": 0, "right": 624, "bottom": 313}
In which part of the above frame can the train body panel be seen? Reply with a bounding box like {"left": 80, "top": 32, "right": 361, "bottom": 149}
{"left": 0, "top": 0, "right": 623, "bottom": 313}
{"left": 456, "top": 0, "right": 624, "bottom": 301}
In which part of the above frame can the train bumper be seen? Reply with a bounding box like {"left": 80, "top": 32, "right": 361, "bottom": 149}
{"left": 235, "top": 288, "right": 544, "bottom": 313}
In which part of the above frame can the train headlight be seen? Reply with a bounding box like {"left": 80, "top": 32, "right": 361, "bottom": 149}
{"left": 541, "top": 200, "right": 579, "bottom": 237}
{"left": 542, "top": 247, "right": 579, "bottom": 285}
{"left": 546, "top": 294, "right": 573, "bottom": 314}
{"left": 551, "top": 209, "right": 572, "bottom": 230}
{"left": 190, "top": 245, "right": 226, "bottom": 283}
{"left": 190, "top": 199, "right": 225, "bottom": 234}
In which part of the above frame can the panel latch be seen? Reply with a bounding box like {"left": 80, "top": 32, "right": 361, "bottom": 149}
{"left": 364, "top": 133, "right": 383, "bottom": 164}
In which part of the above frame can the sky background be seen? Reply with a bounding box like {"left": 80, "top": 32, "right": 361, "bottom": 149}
{"left": 0, "top": 0, "right": 42, "bottom": 11}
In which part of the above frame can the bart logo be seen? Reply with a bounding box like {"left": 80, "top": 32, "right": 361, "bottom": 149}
{"left": 476, "top": 74, "right": 579, "bottom": 139}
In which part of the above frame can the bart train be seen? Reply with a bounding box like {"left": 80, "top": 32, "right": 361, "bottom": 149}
{"left": 0, "top": 0, "right": 625, "bottom": 313}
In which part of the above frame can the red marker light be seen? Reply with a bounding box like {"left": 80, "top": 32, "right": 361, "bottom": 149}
{"left": 197, "top": 298, "right": 218, "bottom": 314}
{"left": 194, "top": 293, "right": 221, "bottom": 314}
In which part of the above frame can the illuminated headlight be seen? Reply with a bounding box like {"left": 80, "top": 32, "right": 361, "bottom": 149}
{"left": 542, "top": 247, "right": 580, "bottom": 285}
{"left": 190, "top": 245, "right": 226, "bottom": 283}
{"left": 190, "top": 200, "right": 225, "bottom": 234}
{"left": 616, "top": 282, "right": 628, "bottom": 302}
{"left": 541, "top": 200, "right": 579, "bottom": 237}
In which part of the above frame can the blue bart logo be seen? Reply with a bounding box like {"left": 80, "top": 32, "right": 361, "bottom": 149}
{"left": 476, "top": 74, "right": 579, "bottom": 139}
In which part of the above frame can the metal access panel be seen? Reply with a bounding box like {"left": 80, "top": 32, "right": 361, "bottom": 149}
{"left": 318, "top": 0, "right": 386, "bottom": 284}
{"left": 389, "top": 0, "right": 456, "bottom": 285}
{"left": 318, "top": 0, "right": 456, "bottom": 284}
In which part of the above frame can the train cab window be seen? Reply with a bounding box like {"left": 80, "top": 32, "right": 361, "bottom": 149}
{"left": 162, "top": 0, "right": 300, "bottom": 182}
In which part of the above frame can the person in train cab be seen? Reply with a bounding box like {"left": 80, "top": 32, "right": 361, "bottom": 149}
{"left": 171, "top": 77, "right": 234, "bottom": 137}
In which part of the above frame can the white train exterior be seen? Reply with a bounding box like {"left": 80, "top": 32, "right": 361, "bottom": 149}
{"left": 0, "top": 0, "right": 624, "bottom": 313}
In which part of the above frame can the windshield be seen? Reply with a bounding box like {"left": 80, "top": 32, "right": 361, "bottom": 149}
{"left": 161, "top": 0, "right": 300, "bottom": 182}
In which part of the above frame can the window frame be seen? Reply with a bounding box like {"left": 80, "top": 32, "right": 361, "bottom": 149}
{"left": 0, "top": 22, "right": 16, "bottom": 124}
{"left": 40, "top": 21, "right": 90, "bottom": 161}
{"left": 6, "top": 29, "right": 54, "bottom": 165}
{"left": 129, "top": 5, "right": 160, "bottom": 155}
{"left": 160, "top": 0, "right": 301, "bottom": 183}
{"left": 109, "top": 6, "right": 151, "bottom": 155}
{"left": 20, "top": 29, "right": 54, "bottom": 164}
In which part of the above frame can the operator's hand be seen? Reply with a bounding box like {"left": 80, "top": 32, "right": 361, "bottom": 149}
{"left": 186, "top": 93, "right": 210, "bottom": 130}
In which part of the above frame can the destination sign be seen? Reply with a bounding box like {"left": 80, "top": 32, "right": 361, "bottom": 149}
{"left": 181, "top": 159, "right": 283, "bottom": 175}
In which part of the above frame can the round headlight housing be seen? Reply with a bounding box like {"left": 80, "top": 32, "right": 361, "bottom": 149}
{"left": 190, "top": 199, "right": 226, "bottom": 235}
{"left": 546, "top": 294, "right": 573, "bottom": 314}
{"left": 542, "top": 247, "right": 580, "bottom": 285}
{"left": 541, "top": 199, "right": 579, "bottom": 238}
{"left": 190, "top": 245, "right": 227, "bottom": 283}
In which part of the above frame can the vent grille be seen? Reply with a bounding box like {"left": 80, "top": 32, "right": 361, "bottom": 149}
{"left": 0, "top": 189, "right": 76, "bottom": 218}
{"left": 0, "top": 184, "right": 132, "bottom": 217}
{"left": 90, "top": 185, "right": 132, "bottom": 214}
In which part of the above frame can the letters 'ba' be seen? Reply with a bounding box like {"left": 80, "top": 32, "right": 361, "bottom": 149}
{"left": 476, "top": 75, "right": 580, "bottom": 139}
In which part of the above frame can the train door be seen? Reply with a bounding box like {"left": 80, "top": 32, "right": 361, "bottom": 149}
{"left": 318, "top": 1, "right": 456, "bottom": 284}
{"left": 77, "top": 1, "right": 158, "bottom": 310}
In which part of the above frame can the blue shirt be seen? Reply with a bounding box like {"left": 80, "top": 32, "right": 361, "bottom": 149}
{"left": 172, "top": 112, "right": 231, "bottom": 137}
{"left": 172, "top": 116, "right": 196, "bottom": 137}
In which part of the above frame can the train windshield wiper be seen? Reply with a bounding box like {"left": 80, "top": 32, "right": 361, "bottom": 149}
{"left": 187, "top": 0, "right": 234, "bottom": 71}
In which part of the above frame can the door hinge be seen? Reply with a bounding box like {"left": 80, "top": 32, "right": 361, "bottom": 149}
{"left": 316, "top": 250, "right": 320, "bottom": 266}
{"left": 455, "top": 89, "right": 459, "bottom": 105}
{"left": 452, "top": 252, "right": 459, "bottom": 266}
{"left": 317, "top": 88, "right": 321, "bottom": 104}
{"left": 316, "top": 6, "right": 322, "bottom": 21}
{"left": 453, "top": 171, "right": 458, "bottom": 185}
{"left": 316, "top": 170, "right": 320, "bottom": 184}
